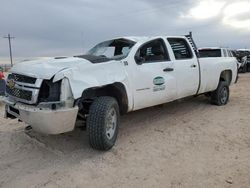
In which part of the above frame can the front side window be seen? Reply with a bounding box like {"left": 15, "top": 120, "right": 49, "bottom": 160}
{"left": 135, "top": 39, "right": 169, "bottom": 64}
{"left": 86, "top": 38, "right": 136, "bottom": 60}
{"left": 167, "top": 38, "right": 193, "bottom": 60}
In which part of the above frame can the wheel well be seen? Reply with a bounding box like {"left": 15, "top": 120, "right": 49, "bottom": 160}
{"left": 220, "top": 70, "right": 232, "bottom": 86}
{"left": 80, "top": 83, "right": 128, "bottom": 115}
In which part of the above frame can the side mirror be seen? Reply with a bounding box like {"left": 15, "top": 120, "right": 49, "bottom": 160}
{"left": 135, "top": 56, "right": 144, "bottom": 65}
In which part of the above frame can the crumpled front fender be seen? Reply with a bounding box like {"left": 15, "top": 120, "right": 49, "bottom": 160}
{"left": 52, "top": 62, "right": 128, "bottom": 100}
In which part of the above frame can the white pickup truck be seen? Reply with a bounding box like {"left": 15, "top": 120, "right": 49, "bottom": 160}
{"left": 4, "top": 34, "right": 238, "bottom": 150}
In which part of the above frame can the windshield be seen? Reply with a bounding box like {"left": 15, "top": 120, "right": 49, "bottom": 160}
{"left": 86, "top": 39, "right": 136, "bottom": 60}
{"left": 199, "top": 49, "right": 222, "bottom": 58}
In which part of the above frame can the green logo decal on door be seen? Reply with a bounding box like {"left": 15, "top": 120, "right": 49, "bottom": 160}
{"left": 153, "top": 77, "right": 165, "bottom": 86}
{"left": 153, "top": 77, "right": 166, "bottom": 92}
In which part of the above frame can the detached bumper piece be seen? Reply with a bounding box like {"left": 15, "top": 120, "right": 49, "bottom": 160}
{"left": 5, "top": 99, "right": 78, "bottom": 135}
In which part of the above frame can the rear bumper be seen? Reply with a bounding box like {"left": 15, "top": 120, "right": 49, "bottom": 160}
{"left": 4, "top": 98, "right": 78, "bottom": 134}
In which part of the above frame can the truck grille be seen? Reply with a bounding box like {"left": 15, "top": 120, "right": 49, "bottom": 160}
{"left": 8, "top": 73, "right": 37, "bottom": 84}
{"left": 6, "top": 86, "right": 33, "bottom": 101}
{"left": 6, "top": 73, "right": 42, "bottom": 104}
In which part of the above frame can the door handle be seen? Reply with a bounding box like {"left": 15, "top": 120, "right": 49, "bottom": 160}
{"left": 163, "top": 68, "right": 174, "bottom": 72}
{"left": 191, "top": 64, "right": 197, "bottom": 68}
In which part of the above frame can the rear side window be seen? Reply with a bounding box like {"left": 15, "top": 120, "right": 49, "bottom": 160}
{"left": 199, "top": 49, "right": 222, "bottom": 58}
{"left": 167, "top": 38, "right": 193, "bottom": 60}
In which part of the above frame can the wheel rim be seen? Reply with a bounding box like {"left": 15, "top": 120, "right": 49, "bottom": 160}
{"left": 220, "top": 87, "right": 228, "bottom": 104}
{"left": 106, "top": 108, "right": 117, "bottom": 140}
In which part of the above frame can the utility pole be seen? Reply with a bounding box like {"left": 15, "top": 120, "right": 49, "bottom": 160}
{"left": 3, "top": 34, "right": 15, "bottom": 67}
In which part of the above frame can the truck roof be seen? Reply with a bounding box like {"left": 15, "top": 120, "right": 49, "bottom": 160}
{"left": 113, "top": 36, "right": 188, "bottom": 43}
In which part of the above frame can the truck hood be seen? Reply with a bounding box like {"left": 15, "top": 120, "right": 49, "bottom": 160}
{"left": 9, "top": 56, "right": 127, "bottom": 100}
{"left": 10, "top": 57, "right": 91, "bottom": 80}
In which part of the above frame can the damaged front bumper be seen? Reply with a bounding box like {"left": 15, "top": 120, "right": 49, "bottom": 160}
{"left": 4, "top": 98, "right": 78, "bottom": 135}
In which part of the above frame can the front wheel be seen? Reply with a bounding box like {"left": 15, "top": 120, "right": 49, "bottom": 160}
{"left": 211, "top": 81, "right": 229, "bottom": 106}
{"left": 87, "top": 96, "right": 120, "bottom": 150}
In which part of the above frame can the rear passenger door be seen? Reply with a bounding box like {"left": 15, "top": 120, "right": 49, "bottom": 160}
{"left": 167, "top": 38, "right": 199, "bottom": 98}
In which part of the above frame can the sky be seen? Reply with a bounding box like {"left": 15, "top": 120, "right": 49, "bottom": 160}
{"left": 0, "top": 0, "right": 250, "bottom": 64}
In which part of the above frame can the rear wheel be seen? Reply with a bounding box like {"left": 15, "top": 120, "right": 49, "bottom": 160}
{"left": 87, "top": 96, "right": 120, "bottom": 150}
{"left": 211, "top": 81, "right": 229, "bottom": 106}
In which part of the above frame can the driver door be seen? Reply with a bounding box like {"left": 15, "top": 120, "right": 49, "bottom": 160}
{"left": 131, "top": 38, "right": 176, "bottom": 110}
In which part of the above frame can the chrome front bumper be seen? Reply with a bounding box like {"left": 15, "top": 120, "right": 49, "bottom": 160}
{"left": 4, "top": 98, "right": 78, "bottom": 135}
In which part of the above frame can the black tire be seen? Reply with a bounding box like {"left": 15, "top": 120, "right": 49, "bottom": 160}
{"left": 87, "top": 96, "right": 120, "bottom": 151}
{"left": 211, "top": 81, "right": 229, "bottom": 106}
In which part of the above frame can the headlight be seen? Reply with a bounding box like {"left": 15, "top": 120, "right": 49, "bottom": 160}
{"left": 38, "top": 80, "right": 61, "bottom": 103}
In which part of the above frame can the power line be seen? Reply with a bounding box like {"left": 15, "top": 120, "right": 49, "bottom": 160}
{"left": 3, "top": 33, "right": 15, "bottom": 67}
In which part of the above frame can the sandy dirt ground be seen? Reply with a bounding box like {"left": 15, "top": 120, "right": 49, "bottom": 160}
{"left": 0, "top": 74, "right": 250, "bottom": 188}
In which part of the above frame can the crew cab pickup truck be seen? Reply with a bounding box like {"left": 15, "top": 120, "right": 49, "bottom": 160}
{"left": 4, "top": 34, "right": 238, "bottom": 150}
